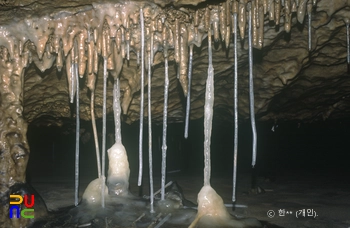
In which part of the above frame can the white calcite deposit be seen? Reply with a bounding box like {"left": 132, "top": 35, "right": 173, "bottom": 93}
{"left": 106, "top": 142, "right": 130, "bottom": 196}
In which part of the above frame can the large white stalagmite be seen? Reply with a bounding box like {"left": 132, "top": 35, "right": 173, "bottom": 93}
{"left": 138, "top": 8, "right": 145, "bottom": 187}
{"left": 232, "top": 11, "right": 239, "bottom": 203}
{"left": 184, "top": 45, "right": 194, "bottom": 139}
{"left": 147, "top": 51, "right": 155, "bottom": 213}
{"left": 107, "top": 77, "right": 130, "bottom": 197}
{"left": 189, "top": 23, "right": 217, "bottom": 228}
{"left": 74, "top": 40, "right": 80, "bottom": 207}
{"left": 249, "top": 6, "right": 257, "bottom": 167}
{"left": 161, "top": 44, "right": 169, "bottom": 201}
{"left": 189, "top": 21, "right": 261, "bottom": 228}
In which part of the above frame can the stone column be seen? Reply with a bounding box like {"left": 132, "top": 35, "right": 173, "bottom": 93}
{"left": 0, "top": 44, "right": 31, "bottom": 227}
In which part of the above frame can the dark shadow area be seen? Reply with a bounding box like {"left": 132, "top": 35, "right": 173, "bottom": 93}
{"left": 26, "top": 117, "right": 350, "bottom": 228}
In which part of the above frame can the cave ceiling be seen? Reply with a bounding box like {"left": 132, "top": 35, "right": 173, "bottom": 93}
{"left": 0, "top": 0, "right": 349, "bottom": 127}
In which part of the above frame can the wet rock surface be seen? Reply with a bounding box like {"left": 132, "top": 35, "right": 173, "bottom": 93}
{"left": 0, "top": 0, "right": 347, "bottom": 126}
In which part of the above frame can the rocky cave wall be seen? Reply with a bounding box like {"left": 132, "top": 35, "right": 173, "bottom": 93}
{"left": 0, "top": 0, "right": 348, "bottom": 127}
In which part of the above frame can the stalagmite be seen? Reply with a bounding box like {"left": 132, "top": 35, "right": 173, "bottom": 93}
{"left": 147, "top": 52, "right": 155, "bottom": 213}
{"left": 307, "top": 1, "right": 312, "bottom": 51}
{"left": 232, "top": 12, "right": 238, "bottom": 203}
{"left": 138, "top": 8, "right": 145, "bottom": 187}
{"left": 161, "top": 44, "right": 169, "bottom": 201}
{"left": 189, "top": 21, "right": 261, "bottom": 228}
{"left": 248, "top": 5, "right": 257, "bottom": 167}
{"left": 184, "top": 45, "right": 193, "bottom": 139}
{"left": 74, "top": 41, "right": 80, "bottom": 207}
{"left": 107, "top": 77, "right": 130, "bottom": 197}
{"left": 188, "top": 24, "right": 215, "bottom": 228}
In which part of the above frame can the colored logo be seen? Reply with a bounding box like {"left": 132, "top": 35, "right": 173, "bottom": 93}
{"left": 9, "top": 194, "right": 35, "bottom": 219}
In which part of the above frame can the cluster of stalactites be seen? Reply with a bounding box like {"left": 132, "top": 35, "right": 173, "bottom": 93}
{"left": 0, "top": 0, "right": 318, "bottom": 110}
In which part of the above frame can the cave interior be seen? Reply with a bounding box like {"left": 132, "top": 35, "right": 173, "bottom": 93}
{"left": 0, "top": 0, "right": 350, "bottom": 227}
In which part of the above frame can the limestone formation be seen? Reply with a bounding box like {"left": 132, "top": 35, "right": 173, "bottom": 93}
{"left": 0, "top": 0, "right": 349, "bottom": 226}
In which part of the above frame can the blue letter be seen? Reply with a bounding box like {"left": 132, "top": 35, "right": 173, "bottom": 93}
{"left": 9, "top": 205, "right": 20, "bottom": 218}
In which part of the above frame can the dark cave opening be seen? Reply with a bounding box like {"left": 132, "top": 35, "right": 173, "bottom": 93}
{"left": 26, "top": 117, "right": 350, "bottom": 184}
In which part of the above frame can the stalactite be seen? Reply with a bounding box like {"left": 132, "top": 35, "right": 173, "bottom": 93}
{"left": 179, "top": 23, "right": 188, "bottom": 96}
{"left": 138, "top": 7, "right": 145, "bottom": 187}
{"left": 113, "top": 78, "right": 122, "bottom": 144}
{"left": 219, "top": 3, "right": 227, "bottom": 42}
{"left": 213, "top": 6, "right": 220, "bottom": 42}
{"left": 232, "top": 11, "right": 238, "bottom": 203}
{"left": 275, "top": 0, "right": 281, "bottom": 26}
{"left": 87, "top": 73, "right": 101, "bottom": 178}
{"left": 307, "top": 1, "right": 312, "bottom": 52}
{"left": 147, "top": 51, "right": 155, "bottom": 213}
{"left": 346, "top": 21, "right": 350, "bottom": 73}
{"left": 101, "top": 56, "right": 108, "bottom": 208}
{"left": 74, "top": 40, "right": 80, "bottom": 206}
{"left": 0, "top": 2, "right": 349, "bottom": 226}
{"left": 204, "top": 26, "right": 213, "bottom": 187}
{"left": 297, "top": 0, "right": 308, "bottom": 24}
{"left": 285, "top": 0, "right": 292, "bottom": 33}
{"left": 161, "top": 45, "right": 169, "bottom": 201}
{"left": 184, "top": 45, "right": 193, "bottom": 139}
{"left": 238, "top": 0, "right": 246, "bottom": 39}
{"left": 248, "top": 4, "right": 257, "bottom": 167}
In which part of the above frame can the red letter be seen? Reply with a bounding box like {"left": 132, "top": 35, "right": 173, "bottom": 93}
{"left": 24, "top": 195, "right": 35, "bottom": 208}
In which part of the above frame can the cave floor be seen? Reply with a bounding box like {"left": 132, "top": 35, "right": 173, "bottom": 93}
{"left": 28, "top": 170, "right": 350, "bottom": 228}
